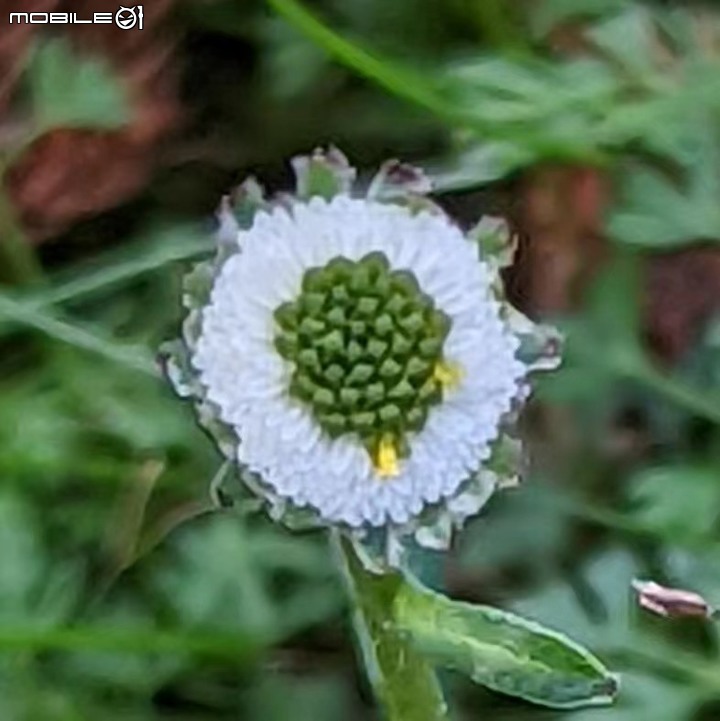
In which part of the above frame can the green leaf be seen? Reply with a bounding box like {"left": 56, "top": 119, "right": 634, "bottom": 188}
{"left": 443, "top": 56, "right": 617, "bottom": 142}
{"left": 435, "top": 56, "right": 624, "bottom": 176}
{"left": 531, "top": 0, "right": 628, "bottom": 37}
{"left": 29, "top": 38, "right": 129, "bottom": 131}
{"left": 609, "top": 130, "right": 720, "bottom": 247}
{"left": 44, "top": 223, "right": 209, "bottom": 305}
{"left": 247, "top": 674, "right": 352, "bottom": 721}
{"left": 443, "top": 57, "right": 617, "bottom": 121}
{"left": 539, "top": 248, "right": 720, "bottom": 423}
{"left": 0, "top": 294, "right": 158, "bottom": 378}
{"left": 629, "top": 465, "right": 720, "bottom": 544}
{"left": 511, "top": 550, "right": 718, "bottom": 719}
{"left": 156, "top": 516, "right": 341, "bottom": 639}
{"left": 264, "top": 17, "right": 331, "bottom": 99}
{"left": 335, "top": 535, "right": 448, "bottom": 721}
{"left": 430, "top": 142, "right": 535, "bottom": 189}
{"left": 569, "top": 672, "right": 699, "bottom": 721}
{"left": 458, "top": 482, "right": 571, "bottom": 572}
{"left": 588, "top": 7, "right": 657, "bottom": 75}
{"left": 394, "top": 578, "right": 618, "bottom": 710}
{"left": 584, "top": 250, "right": 642, "bottom": 348}
{"left": 538, "top": 251, "right": 642, "bottom": 407}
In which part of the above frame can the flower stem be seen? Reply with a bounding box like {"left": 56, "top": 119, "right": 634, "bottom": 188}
{"left": 332, "top": 532, "right": 448, "bottom": 721}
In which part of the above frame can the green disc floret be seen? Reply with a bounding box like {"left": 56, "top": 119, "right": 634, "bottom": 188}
{"left": 273, "top": 252, "right": 453, "bottom": 465}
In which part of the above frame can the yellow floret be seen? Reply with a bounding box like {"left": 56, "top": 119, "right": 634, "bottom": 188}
{"left": 433, "top": 360, "right": 463, "bottom": 389}
{"left": 374, "top": 434, "right": 400, "bottom": 478}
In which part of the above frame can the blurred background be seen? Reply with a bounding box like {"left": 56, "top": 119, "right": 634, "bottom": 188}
{"left": 2, "top": 0, "right": 720, "bottom": 718}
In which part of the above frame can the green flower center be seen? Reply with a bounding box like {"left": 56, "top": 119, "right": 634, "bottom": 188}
{"left": 272, "top": 252, "right": 454, "bottom": 469}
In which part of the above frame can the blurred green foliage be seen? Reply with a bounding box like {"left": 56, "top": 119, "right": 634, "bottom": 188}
{"left": 2, "top": 0, "right": 720, "bottom": 718}
{"left": 29, "top": 38, "right": 129, "bottom": 133}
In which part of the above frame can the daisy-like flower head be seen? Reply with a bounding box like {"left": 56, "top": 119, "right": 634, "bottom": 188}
{"left": 165, "top": 149, "right": 560, "bottom": 553}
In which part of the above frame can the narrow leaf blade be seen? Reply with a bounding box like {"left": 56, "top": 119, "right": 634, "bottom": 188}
{"left": 268, "top": 0, "right": 453, "bottom": 122}
{"left": 394, "top": 579, "right": 619, "bottom": 709}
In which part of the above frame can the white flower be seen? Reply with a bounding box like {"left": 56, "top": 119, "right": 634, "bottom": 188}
{"left": 191, "top": 194, "right": 527, "bottom": 528}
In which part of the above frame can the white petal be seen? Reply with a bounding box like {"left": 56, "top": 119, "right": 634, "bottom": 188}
{"left": 192, "top": 197, "right": 527, "bottom": 527}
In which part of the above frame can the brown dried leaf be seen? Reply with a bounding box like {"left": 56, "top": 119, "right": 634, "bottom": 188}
{"left": 3, "top": 0, "right": 180, "bottom": 242}
{"left": 512, "top": 164, "right": 609, "bottom": 315}
{"left": 645, "top": 248, "right": 720, "bottom": 362}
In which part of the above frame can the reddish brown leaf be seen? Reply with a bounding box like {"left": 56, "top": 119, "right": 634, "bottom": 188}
{"left": 3, "top": 0, "right": 180, "bottom": 242}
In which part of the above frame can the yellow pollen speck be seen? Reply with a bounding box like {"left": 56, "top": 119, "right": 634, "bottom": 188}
{"left": 433, "top": 360, "right": 463, "bottom": 389}
{"left": 374, "top": 434, "right": 400, "bottom": 479}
